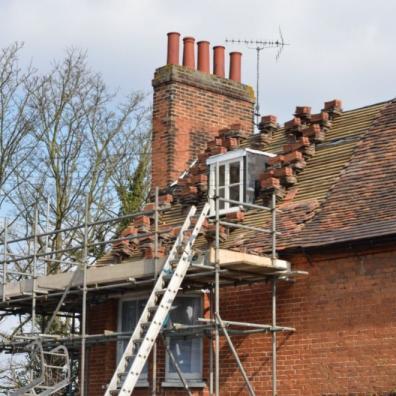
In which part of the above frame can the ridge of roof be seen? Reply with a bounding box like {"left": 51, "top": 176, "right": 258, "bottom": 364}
{"left": 340, "top": 98, "right": 391, "bottom": 114}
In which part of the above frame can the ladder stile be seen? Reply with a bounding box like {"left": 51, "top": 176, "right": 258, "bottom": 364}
{"left": 105, "top": 203, "right": 210, "bottom": 396}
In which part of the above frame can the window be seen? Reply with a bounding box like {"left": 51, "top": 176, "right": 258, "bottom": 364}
{"left": 118, "top": 297, "right": 148, "bottom": 386}
{"left": 207, "top": 148, "right": 275, "bottom": 214}
{"left": 164, "top": 296, "right": 203, "bottom": 385}
{"left": 118, "top": 295, "right": 203, "bottom": 388}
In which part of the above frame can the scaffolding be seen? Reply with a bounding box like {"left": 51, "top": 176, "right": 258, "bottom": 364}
{"left": 0, "top": 183, "right": 307, "bottom": 396}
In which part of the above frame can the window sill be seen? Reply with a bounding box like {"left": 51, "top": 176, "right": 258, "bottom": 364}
{"left": 208, "top": 205, "right": 242, "bottom": 218}
{"left": 161, "top": 381, "right": 206, "bottom": 388}
{"left": 135, "top": 381, "right": 150, "bottom": 388}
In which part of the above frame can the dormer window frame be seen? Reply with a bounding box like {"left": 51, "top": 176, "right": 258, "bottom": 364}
{"left": 207, "top": 148, "right": 275, "bottom": 216}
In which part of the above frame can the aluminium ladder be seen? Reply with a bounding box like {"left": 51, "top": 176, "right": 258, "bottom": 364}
{"left": 105, "top": 203, "right": 210, "bottom": 396}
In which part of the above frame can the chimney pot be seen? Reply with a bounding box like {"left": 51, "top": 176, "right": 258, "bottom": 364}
{"left": 197, "top": 41, "right": 210, "bottom": 73}
{"left": 167, "top": 32, "right": 180, "bottom": 65}
{"left": 183, "top": 36, "right": 196, "bottom": 69}
{"left": 213, "top": 46, "right": 225, "bottom": 78}
{"left": 229, "top": 52, "right": 242, "bottom": 82}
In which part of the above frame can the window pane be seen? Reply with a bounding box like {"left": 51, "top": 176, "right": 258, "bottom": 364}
{"left": 219, "top": 165, "right": 225, "bottom": 187}
{"left": 219, "top": 188, "right": 225, "bottom": 210}
{"left": 121, "top": 301, "right": 137, "bottom": 332}
{"left": 246, "top": 152, "right": 267, "bottom": 203}
{"left": 169, "top": 297, "right": 199, "bottom": 325}
{"left": 230, "top": 184, "right": 240, "bottom": 204}
{"left": 169, "top": 337, "right": 201, "bottom": 374}
{"left": 229, "top": 161, "right": 240, "bottom": 184}
{"left": 120, "top": 299, "right": 148, "bottom": 377}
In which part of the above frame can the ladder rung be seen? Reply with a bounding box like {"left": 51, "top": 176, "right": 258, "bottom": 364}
{"left": 176, "top": 246, "right": 185, "bottom": 254}
{"left": 44, "top": 363, "right": 65, "bottom": 369}
{"left": 43, "top": 351, "right": 66, "bottom": 357}
{"left": 147, "top": 305, "right": 158, "bottom": 313}
{"left": 155, "top": 287, "right": 182, "bottom": 296}
{"left": 141, "top": 321, "right": 151, "bottom": 329}
{"left": 125, "top": 354, "right": 135, "bottom": 362}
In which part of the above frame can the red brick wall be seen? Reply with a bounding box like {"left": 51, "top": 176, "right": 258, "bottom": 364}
{"left": 151, "top": 64, "right": 255, "bottom": 188}
{"left": 86, "top": 299, "right": 118, "bottom": 395}
{"left": 218, "top": 246, "right": 396, "bottom": 396}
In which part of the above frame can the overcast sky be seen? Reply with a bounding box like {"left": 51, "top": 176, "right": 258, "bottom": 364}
{"left": 0, "top": 0, "right": 395, "bottom": 122}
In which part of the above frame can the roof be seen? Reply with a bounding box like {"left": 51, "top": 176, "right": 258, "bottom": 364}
{"left": 224, "top": 99, "right": 396, "bottom": 252}
{"left": 296, "top": 99, "right": 396, "bottom": 247}
{"left": 109, "top": 98, "right": 396, "bottom": 264}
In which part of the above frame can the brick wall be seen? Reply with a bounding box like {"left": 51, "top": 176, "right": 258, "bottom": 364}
{"left": 218, "top": 246, "right": 396, "bottom": 396}
{"left": 86, "top": 246, "right": 396, "bottom": 395}
{"left": 86, "top": 299, "right": 118, "bottom": 395}
{"left": 151, "top": 64, "right": 255, "bottom": 188}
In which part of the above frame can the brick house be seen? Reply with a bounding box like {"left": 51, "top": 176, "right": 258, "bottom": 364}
{"left": 85, "top": 32, "right": 396, "bottom": 396}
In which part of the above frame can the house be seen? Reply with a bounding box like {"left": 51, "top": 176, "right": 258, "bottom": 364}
{"left": 88, "top": 32, "right": 396, "bottom": 395}
{"left": 1, "top": 32, "right": 396, "bottom": 396}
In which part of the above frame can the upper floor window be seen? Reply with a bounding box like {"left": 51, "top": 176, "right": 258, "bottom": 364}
{"left": 207, "top": 148, "right": 274, "bottom": 215}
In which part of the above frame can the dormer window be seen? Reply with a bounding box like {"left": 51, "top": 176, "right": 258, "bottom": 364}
{"left": 207, "top": 148, "right": 275, "bottom": 215}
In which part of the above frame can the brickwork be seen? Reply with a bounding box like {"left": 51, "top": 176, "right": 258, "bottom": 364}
{"left": 218, "top": 246, "right": 396, "bottom": 396}
{"left": 151, "top": 64, "right": 255, "bottom": 188}
{"left": 86, "top": 299, "right": 118, "bottom": 395}
{"left": 88, "top": 246, "right": 396, "bottom": 395}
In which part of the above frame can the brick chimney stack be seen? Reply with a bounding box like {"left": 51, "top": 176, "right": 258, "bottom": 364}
{"left": 151, "top": 33, "right": 255, "bottom": 188}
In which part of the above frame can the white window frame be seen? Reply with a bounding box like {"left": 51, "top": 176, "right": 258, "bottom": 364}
{"left": 117, "top": 294, "right": 149, "bottom": 387}
{"left": 163, "top": 295, "right": 204, "bottom": 385}
{"left": 208, "top": 150, "right": 245, "bottom": 215}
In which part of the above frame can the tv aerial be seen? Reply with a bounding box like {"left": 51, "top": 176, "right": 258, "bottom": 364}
{"left": 226, "top": 27, "right": 289, "bottom": 128}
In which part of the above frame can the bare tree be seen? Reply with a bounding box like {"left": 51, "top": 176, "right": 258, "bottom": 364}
{"left": 0, "top": 47, "right": 151, "bottom": 393}
{"left": 10, "top": 49, "right": 151, "bottom": 272}
{"left": 0, "top": 43, "right": 35, "bottom": 206}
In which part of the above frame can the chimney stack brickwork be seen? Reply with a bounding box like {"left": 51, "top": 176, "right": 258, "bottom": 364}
{"left": 152, "top": 34, "right": 255, "bottom": 188}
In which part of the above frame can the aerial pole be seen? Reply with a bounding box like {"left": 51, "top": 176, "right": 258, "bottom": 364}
{"left": 226, "top": 29, "right": 288, "bottom": 129}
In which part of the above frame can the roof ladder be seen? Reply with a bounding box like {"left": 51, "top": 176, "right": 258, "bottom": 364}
{"left": 105, "top": 203, "right": 210, "bottom": 396}
{"left": 10, "top": 341, "right": 71, "bottom": 396}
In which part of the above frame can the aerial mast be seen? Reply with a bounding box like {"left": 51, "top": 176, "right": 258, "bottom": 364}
{"left": 226, "top": 28, "right": 288, "bottom": 128}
